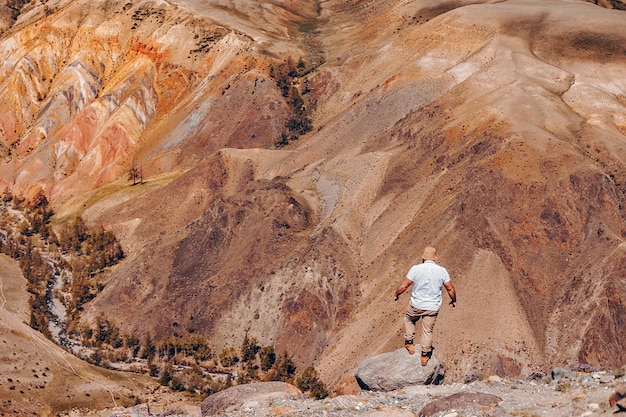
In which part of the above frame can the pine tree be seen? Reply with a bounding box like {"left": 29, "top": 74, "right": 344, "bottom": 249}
{"left": 240, "top": 333, "right": 260, "bottom": 363}
{"left": 259, "top": 345, "right": 276, "bottom": 371}
{"left": 273, "top": 351, "right": 297, "bottom": 383}
{"left": 296, "top": 366, "right": 329, "bottom": 399}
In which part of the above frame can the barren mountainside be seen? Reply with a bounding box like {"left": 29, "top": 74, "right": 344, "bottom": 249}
{"left": 1, "top": 0, "right": 626, "bottom": 404}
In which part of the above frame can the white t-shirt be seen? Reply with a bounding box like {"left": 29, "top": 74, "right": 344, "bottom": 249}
{"left": 407, "top": 260, "right": 450, "bottom": 311}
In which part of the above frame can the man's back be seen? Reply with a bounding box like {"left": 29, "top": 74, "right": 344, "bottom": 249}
{"left": 407, "top": 260, "right": 450, "bottom": 311}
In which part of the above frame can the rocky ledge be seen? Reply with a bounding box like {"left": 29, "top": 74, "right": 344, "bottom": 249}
{"left": 103, "top": 368, "right": 626, "bottom": 417}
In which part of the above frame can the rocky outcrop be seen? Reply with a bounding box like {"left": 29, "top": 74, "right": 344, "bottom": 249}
{"left": 200, "top": 381, "right": 302, "bottom": 416}
{"left": 355, "top": 349, "right": 445, "bottom": 391}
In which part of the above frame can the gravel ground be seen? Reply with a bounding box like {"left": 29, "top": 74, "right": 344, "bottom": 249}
{"left": 103, "top": 369, "right": 626, "bottom": 417}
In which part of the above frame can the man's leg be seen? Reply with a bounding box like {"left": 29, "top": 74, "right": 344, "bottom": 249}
{"left": 403, "top": 305, "right": 419, "bottom": 354}
{"left": 419, "top": 311, "right": 438, "bottom": 365}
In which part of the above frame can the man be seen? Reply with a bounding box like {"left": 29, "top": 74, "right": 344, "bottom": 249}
{"left": 393, "top": 246, "right": 456, "bottom": 366}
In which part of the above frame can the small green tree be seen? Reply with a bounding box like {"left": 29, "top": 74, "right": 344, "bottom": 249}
{"left": 272, "top": 351, "right": 297, "bottom": 383}
{"left": 141, "top": 334, "right": 156, "bottom": 361}
{"left": 218, "top": 346, "right": 239, "bottom": 367}
{"left": 18, "top": 219, "right": 32, "bottom": 236}
{"left": 182, "top": 334, "right": 213, "bottom": 361}
{"left": 148, "top": 362, "right": 159, "bottom": 377}
{"left": 223, "top": 374, "right": 233, "bottom": 390}
{"left": 296, "top": 366, "right": 328, "bottom": 399}
{"left": 94, "top": 312, "right": 111, "bottom": 347}
{"left": 159, "top": 364, "right": 173, "bottom": 386}
{"left": 128, "top": 167, "right": 140, "bottom": 185}
{"left": 240, "top": 333, "right": 260, "bottom": 363}
{"left": 124, "top": 333, "right": 141, "bottom": 357}
{"left": 170, "top": 376, "right": 185, "bottom": 391}
{"left": 259, "top": 345, "right": 276, "bottom": 371}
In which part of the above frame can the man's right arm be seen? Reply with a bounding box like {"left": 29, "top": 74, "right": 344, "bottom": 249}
{"left": 444, "top": 281, "right": 456, "bottom": 309}
{"left": 394, "top": 278, "right": 413, "bottom": 301}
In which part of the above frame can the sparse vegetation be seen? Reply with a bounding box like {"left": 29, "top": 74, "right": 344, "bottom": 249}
{"left": 0, "top": 190, "right": 328, "bottom": 399}
{"left": 556, "top": 381, "right": 572, "bottom": 392}
{"left": 296, "top": 365, "right": 329, "bottom": 399}
{"left": 270, "top": 57, "right": 313, "bottom": 147}
{"left": 130, "top": 5, "right": 165, "bottom": 28}
{"left": 190, "top": 29, "right": 228, "bottom": 54}
{"left": 219, "top": 346, "right": 239, "bottom": 368}
{"left": 128, "top": 167, "right": 142, "bottom": 185}
{"left": 0, "top": 190, "right": 124, "bottom": 345}
{"left": 72, "top": 321, "right": 325, "bottom": 397}
{"left": 259, "top": 345, "right": 276, "bottom": 371}
{"left": 1, "top": 192, "right": 55, "bottom": 335}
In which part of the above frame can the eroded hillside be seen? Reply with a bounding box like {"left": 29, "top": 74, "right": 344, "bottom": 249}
{"left": 0, "top": 0, "right": 625, "bottom": 396}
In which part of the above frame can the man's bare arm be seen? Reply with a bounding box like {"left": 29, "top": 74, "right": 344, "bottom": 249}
{"left": 393, "top": 278, "right": 413, "bottom": 301}
{"left": 444, "top": 281, "right": 456, "bottom": 308}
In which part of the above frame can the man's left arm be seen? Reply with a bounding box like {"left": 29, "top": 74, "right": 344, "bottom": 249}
{"left": 444, "top": 281, "right": 456, "bottom": 309}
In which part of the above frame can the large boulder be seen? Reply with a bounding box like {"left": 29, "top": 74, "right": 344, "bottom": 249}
{"left": 355, "top": 348, "right": 445, "bottom": 391}
{"left": 201, "top": 381, "right": 301, "bottom": 416}
{"left": 610, "top": 384, "right": 626, "bottom": 412}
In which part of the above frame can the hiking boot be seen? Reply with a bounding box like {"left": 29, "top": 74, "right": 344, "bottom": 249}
{"left": 421, "top": 349, "right": 432, "bottom": 366}
{"left": 405, "top": 340, "right": 415, "bottom": 355}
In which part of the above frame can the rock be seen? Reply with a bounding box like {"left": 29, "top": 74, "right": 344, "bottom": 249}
{"left": 332, "top": 374, "right": 363, "bottom": 395}
{"left": 355, "top": 348, "right": 445, "bottom": 391}
{"left": 107, "top": 404, "right": 151, "bottom": 417}
{"left": 270, "top": 405, "right": 300, "bottom": 415}
{"left": 362, "top": 408, "right": 416, "bottom": 416}
{"left": 200, "top": 381, "right": 301, "bottom": 416}
{"left": 418, "top": 391, "right": 503, "bottom": 417}
{"left": 610, "top": 384, "right": 626, "bottom": 412}
{"left": 330, "top": 394, "right": 368, "bottom": 409}
{"left": 551, "top": 367, "right": 574, "bottom": 381}
{"left": 487, "top": 375, "right": 503, "bottom": 384}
